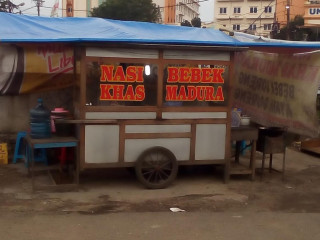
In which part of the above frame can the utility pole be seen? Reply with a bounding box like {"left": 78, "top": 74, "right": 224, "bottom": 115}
{"left": 33, "top": 0, "right": 44, "bottom": 16}
{"left": 286, "top": 0, "right": 290, "bottom": 40}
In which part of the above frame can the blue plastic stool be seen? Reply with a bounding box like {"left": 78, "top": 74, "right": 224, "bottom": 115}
{"left": 13, "top": 131, "right": 27, "bottom": 164}
{"left": 13, "top": 131, "right": 48, "bottom": 166}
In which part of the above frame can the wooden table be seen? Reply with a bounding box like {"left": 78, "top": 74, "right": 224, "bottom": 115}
{"left": 229, "top": 126, "right": 258, "bottom": 181}
{"left": 25, "top": 135, "right": 79, "bottom": 191}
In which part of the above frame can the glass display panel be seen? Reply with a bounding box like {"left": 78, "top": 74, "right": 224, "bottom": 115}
{"left": 86, "top": 61, "right": 158, "bottom": 106}
{"left": 163, "top": 64, "right": 229, "bottom": 107}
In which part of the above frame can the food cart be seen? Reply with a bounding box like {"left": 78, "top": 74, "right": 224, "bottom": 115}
{"left": 0, "top": 13, "right": 248, "bottom": 189}
{"left": 76, "top": 45, "right": 236, "bottom": 188}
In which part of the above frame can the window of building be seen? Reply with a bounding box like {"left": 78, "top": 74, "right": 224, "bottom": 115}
{"left": 264, "top": 6, "right": 272, "bottom": 13}
{"left": 249, "top": 24, "right": 256, "bottom": 30}
{"left": 220, "top": 8, "right": 227, "bottom": 14}
{"left": 264, "top": 24, "right": 272, "bottom": 30}
{"left": 234, "top": 7, "right": 241, "bottom": 14}
{"left": 233, "top": 24, "right": 240, "bottom": 31}
{"left": 250, "top": 7, "right": 257, "bottom": 13}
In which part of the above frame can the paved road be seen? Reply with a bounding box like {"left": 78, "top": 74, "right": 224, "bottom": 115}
{"left": 1, "top": 212, "right": 320, "bottom": 240}
{"left": 1, "top": 147, "right": 320, "bottom": 239}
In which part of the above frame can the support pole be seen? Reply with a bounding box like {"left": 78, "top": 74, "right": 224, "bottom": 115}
{"left": 286, "top": 0, "right": 290, "bottom": 40}
{"left": 33, "top": 0, "right": 45, "bottom": 16}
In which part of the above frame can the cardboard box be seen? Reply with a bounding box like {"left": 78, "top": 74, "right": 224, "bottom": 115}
{"left": 0, "top": 143, "right": 7, "bottom": 153}
{"left": 0, "top": 143, "right": 8, "bottom": 164}
{"left": 0, "top": 152, "right": 8, "bottom": 164}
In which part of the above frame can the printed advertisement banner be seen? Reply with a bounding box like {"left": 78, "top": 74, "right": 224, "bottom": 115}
{"left": 0, "top": 44, "right": 74, "bottom": 95}
{"left": 233, "top": 50, "right": 320, "bottom": 137}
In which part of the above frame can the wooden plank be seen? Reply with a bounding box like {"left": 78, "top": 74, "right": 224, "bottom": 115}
{"left": 190, "top": 123, "right": 196, "bottom": 162}
{"left": 82, "top": 159, "right": 226, "bottom": 169}
{"left": 157, "top": 50, "right": 164, "bottom": 119}
{"left": 163, "top": 58, "right": 231, "bottom": 65}
{"left": 122, "top": 119, "right": 227, "bottom": 125}
{"left": 55, "top": 119, "right": 118, "bottom": 124}
{"left": 83, "top": 162, "right": 135, "bottom": 168}
{"left": 178, "top": 159, "right": 225, "bottom": 165}
{"left": 119, "top": 123, "right": 125, "bottom": 163}
{"left": 301, "top": 139, "right": 320, "bottom": 149}
{"left": 161, "top": 106, "right": 228, "bottom": 112}
{"left": 84, "top": 106, "right": 158, "bottom": 112}
{"left": 86, "top": 56, "right": 160, "bottom": 63}
{"left": 80, "top": 47, "right": 87, "bottom": 172}
{"left": 26, "top": 136, "right": 78, "bottom": 146}
{"left": 301, "top": 146, "right": 320, "bottom": 155}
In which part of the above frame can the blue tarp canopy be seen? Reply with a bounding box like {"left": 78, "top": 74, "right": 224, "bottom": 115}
{"left": 233, "top": 32, "right": 320, "bottom": 48}
{"left": 1, "top": 12, "right": 320, "bottom": 48}
{"left": 0, "top": 12, "right": 240, "bottom": 47}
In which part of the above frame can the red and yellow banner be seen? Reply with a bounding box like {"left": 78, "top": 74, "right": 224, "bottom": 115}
{"left": 234, "top": 50, "right": 320, "bottom": 137}
{"left": 0, "top": 44, "right": 74, "bottom": 95}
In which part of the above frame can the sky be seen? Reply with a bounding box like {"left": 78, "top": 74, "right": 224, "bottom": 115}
{"left": 199, "top": 0, "right": 214, "bottom": 23}
{"left": 12, "top": 0, "right": 214, "bottom": 21}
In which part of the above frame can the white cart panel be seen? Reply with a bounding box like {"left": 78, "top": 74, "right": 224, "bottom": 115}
{"left": 125, "top": 124, "right": 191, "bottom": 133}
{"left": 195, "top": 124, "right": 226, "bottom": 160}
{"left": 124, "top": 138, "right": 190, "bottom": 162}
{"left": 85, "top": 125, "right": 119, "bottom": 163}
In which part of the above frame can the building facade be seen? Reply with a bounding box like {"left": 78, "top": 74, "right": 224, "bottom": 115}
{"left": 304, "top": 0, "right": 320, "bottom": 27}
{"left": 174, "top": 0, "right": 200, "bottom": 24}
{"left": 214, "top": 0, "right": 276, "bottom": 37}
{"left": 275, "top": 0, "right": 305, "bottom": 28}
{"left": 153, "top": 0, "right": 176, "bottom": 24}
{"left": 63, "top": 0, "right": 199, "bottom": 25}
{"left": 63, "top": 0, "right": 104, "bottom": 17}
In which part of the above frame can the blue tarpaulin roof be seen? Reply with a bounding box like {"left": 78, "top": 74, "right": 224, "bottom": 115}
{"left": 233, "top": 32, "right": 320, "bottom": 48}
{"left": 0, "top": 12, "right": 239, "bottom": 46}
{"left": 1, "top": 12, "right": 320, "bottom": 48}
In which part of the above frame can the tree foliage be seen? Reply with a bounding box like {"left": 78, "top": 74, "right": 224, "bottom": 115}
{"left": 180, "top": 20, "right": 192, "bottom": 27}
{"left": 0, "top": 0, "right": 9, "bottom": 12}
{"left": 181, "top": 17, "right": 201, "bottom": 28}
{"left": 91, "top": 0, "right": 161, "bottom": 23}
{"left": 0, "top": 0, "right": 23, "bottom": 13}
{"left": 191, "top": 17, "right": 201, "bottom": 28}
{"left": 272, "top": 15, "right": 315, "bottom": 41}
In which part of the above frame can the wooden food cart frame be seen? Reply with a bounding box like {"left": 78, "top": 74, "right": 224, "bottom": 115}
{"left": 72, "top": 44, "right": 238, "bottom": 188}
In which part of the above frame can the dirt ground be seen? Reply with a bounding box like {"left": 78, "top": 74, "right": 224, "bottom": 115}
{"left": 0, "top": 147, "right": 320, "bottom": 215}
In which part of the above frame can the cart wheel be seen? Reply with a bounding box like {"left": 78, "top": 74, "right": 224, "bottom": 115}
{"left": 135, "top": 147, "right": 178, "bottom": 189}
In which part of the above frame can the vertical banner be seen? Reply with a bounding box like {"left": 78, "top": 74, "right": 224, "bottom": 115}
{"left": 233, "top": 50, "right": 320, "bottom": 137}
